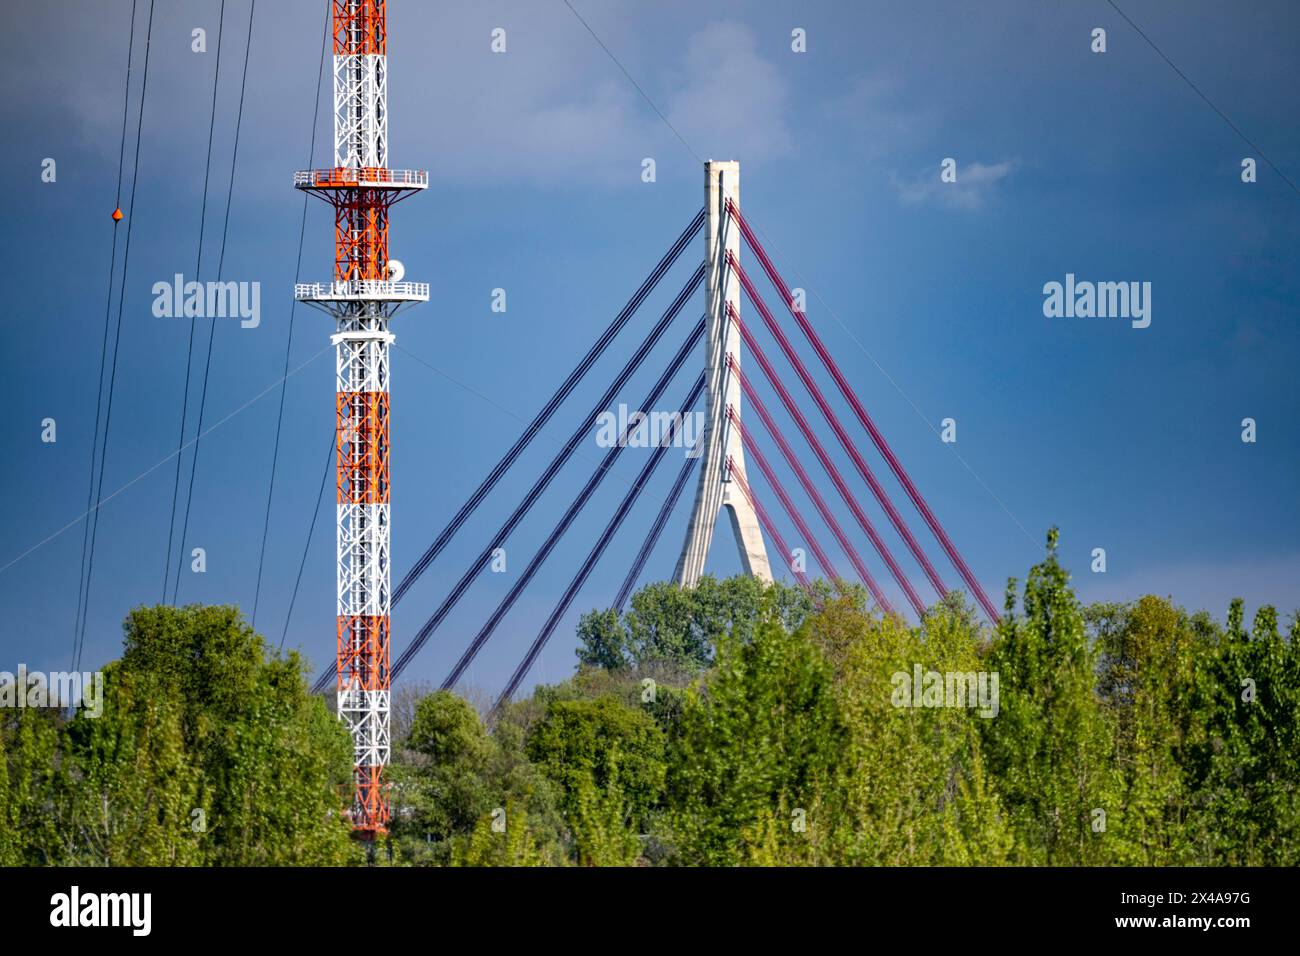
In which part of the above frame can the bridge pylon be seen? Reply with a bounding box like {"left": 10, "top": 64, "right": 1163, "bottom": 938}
{"left": 674, "top": 161, "right": 773, "bottom": 587}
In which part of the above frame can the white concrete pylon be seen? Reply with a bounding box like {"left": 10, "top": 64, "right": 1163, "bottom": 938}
{"left": 674, "top": 161, "right": 773, "bottom": 587}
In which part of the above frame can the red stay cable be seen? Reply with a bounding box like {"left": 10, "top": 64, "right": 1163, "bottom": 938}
{"left": 728, "top": 253, "right": 949, "bottom": 602}
{"left": 728, "top": 405, "right": 842, "bottom": 587}
{"left": 729, "top": 302, "right": 927, "bottom": 617}
{"left": 727, "top": 456, "right": 812, "bottom": 595}
{"left": 728, "top": 199, "right": 1000, "bottom": 624}
{"left": 730, "top": 355, "right": 896, "bottom": 616}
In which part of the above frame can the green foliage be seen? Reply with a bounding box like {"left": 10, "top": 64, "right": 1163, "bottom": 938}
{"left": 113, "top": 605, "right": 355, "bottom": 865}
{"left": 1, "top": 604, "right": 354, "bottom": 866}
{"left": 6, "top": 560, "right": 1296, "bottom": 868}
{"left": 56, "top": 667, "right": 201, "bottom": 865}
{"left": 667, "top": 619, "right": 845, "bottom": 865}
{"left": 390, "top": 691, "right": 496, "bottom": 861}
{"left": 388, "top": 691, "right": 565, "bottom": 866}
{"left": 525, "top": 696, "right": 665, "bottom": 865}
{"left": 451, "top": 799, "right": 563, "bottom": 867}
{"left": 0, "top": 718, "right": 26, "bottom": 866}
{"left": 812, "top": 595, "right": 1015, "bottom": 865}
{"left": 575, "top": 575, "right": 813, "bottom": 672}
{"left": 1189, "top": 600, "right": 1300, "bottom": 863}
{"left": 1091, "top": 596, "right": 1208, "bottom": 864}
{"left": 0, "top": 709, "right": 60, "bottom": 865}
{"left": 980, "top": 529, "right": 1119, "bottom": 864}
{"left": 526, "top": 697, "right": 665, "bottom": 821}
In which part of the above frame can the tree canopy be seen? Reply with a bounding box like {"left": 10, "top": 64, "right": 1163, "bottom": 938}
{"left": 5, "top": 533, "right": 1297, "bottom": 867}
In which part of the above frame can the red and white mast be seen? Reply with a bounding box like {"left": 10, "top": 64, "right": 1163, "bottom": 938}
{"left": 295, "top": 0, "right": 427, "bottom": 838}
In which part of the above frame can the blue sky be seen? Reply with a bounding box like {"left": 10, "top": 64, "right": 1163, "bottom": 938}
{"left": 1, "top": 0, "right": 1297, "bottom": 699}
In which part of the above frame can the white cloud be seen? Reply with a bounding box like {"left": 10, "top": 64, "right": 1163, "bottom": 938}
{"left": 821, "top": 73, "right": 935, "bottom": 160}
{"left": 664, "top": 21, "right": 793, "bottom": 165}
{"left": 16, "top": 2, "right": 795, "bottom": 191}
{"left": 892, "top": 159, "right": 1014, "bottom": 210}
{"left": 399, "top": 13, "right": 791, "bottom": 186}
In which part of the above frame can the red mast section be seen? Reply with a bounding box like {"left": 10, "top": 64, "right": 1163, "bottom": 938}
{"left": 294, "top": 0, "right": 427, "bottom": 838}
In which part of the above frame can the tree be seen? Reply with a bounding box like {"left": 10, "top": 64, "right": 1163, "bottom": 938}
{"left": 72, "top": 604, "right": 358, "bottom": 866}
{"left": 807, "top": 594, "right": 1015, "bottom": 865}
{"left": 0, "top": 721, "right": 20, "bottom": 866}
{"left": 525, "top": 695, "right": 665, "bottom": 864}
{"left": 389, "top": 689, "right": 566, "bottom": 865}
{"left": 526, "top": 697, "right": 665, "bottom": 822}
{"left": 1, "top": 709, "right": 63, "bottom": 865}
{"left": 980, "top": 529, "right": 1119, "bottom": 864}
{"left": 56, "top": 666, "right": 202, "bottom": 865}
{"left": 575, "top": 608, "right": 626, "bottom": 671}
{"left": 451, "top": 799, "right": 563, "bottom": 867}
{"left": 575, "top": 575, "right": 815, "bottom": 673}
{"left": 1091, "top": 596, "right": 1207, "bottom": 864}
{"left": 567, "top": 765, "right": 643, "bottom": 866}
{"left": 390, "top": 690, "right": 497, "bottom": 863}
{"left": 1192, "top": 600, "right": 1300, "bottom": 864}
{"left": 667, "top": 619, "right": 845, "bottom": 865}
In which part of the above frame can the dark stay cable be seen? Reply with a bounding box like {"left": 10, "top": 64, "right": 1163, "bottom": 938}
{"left": 312, "top": 257, "right": 706, "bottom": 693}
{"left": 493, "top": 379, "right": 705, "bottom": 714}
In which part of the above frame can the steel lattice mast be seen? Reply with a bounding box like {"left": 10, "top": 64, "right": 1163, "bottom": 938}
{"left": 294, "top": 0, "right": 427, "bottom": 838}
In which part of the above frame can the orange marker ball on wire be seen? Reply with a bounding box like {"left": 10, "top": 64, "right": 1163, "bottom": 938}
{"left": 111, "top": 207, "right": 123, "bottom": 222}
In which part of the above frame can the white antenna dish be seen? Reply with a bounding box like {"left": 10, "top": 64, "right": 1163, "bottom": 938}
{"left": 387, "top": 259, "right": 405, "bottom": 283}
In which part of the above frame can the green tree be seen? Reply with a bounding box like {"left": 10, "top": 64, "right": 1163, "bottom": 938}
{"left": 56, "top": 667, "right": 202, "bottom": 865}
{"left": 0, "top": 722, "right": 19, "bottom": 866}
{"left": 1192, "top": 600, "right": 1300, "bottom": 864}
{"left": 807, "top": 594, "right": 1015, "bottom": 865}
{"left": 390, "top": 690, "right": 496, "bottom": 863}
{"left": 980, "top": 529, "right": 1119, "bottom": 864}
{"left": 451, "top": 799, "right": 562, "bottom": 867}
{"left": 525, "top": 695, "right": 665, "bottom": 864}
{"left": 389, "top": 690, "right": 565, "bottom": 865}
{"left": 0, "top": 709, "right": 61, "bottom": 865}
{"left": 567, "top": 765, "right": 642, "bottom": 866}
{"left": 667, "top": 619, "right": 844, "bottom": 865}
{"left": 1092, "top": 596, "right": 1208, "bottom": 864}
{"left": 108, "top": 604, "right": 355, "bottom": 865}
{"left": 575, "top": 575, "right": 816, "bottom": 673}
{"left": 526, "top": 696, "right": 665, "bottom": 823}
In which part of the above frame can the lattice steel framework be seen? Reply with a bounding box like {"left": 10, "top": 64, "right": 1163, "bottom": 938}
{"left": 295, "top": 0, "right": 426, "bottom": 838}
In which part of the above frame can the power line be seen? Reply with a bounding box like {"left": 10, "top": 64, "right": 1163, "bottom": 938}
{"left": 560, "top": 0, "right": 701, "bottom": 164}
{"left": 73, "top": 0, "right": 156, "bottom": 674}
{"left": 164, "top": 0, "right": 227, "bottom": 603}
{"left": 173, "top": 0, "right": 257, "bottom": 604}
{"left": 280, "top": 430, "right": 336, "bottom": 653}
{"left": 254, "top": 2, "right": 330, "bottom": 628}
{"left": 1106, "top": 0, "right": 1300, "bottom": 199}
{"left": 72, "top": 0, "right": 138, "bottom": 670}
{"left": 1, "top": 346, "right": 331, "bottom": 581}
